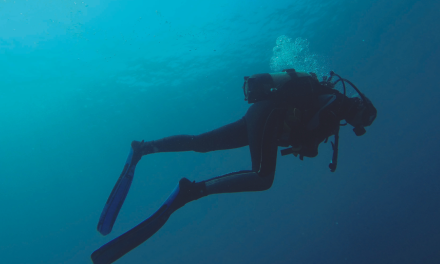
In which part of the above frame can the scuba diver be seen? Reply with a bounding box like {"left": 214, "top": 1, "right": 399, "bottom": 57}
{"left": 91, "top": 69, "right": 377, "bottom": 264}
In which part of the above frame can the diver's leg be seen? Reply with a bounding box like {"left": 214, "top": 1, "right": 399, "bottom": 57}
{"left": 132, "top": 118, "right": 248, "bottom": 162}
{"left": 134, "top": 101, "right": 282, "bottom": 211}
{"left": 130, "top": 100, "right": 282, "bottom": 216}
{"left": 168, "top": 100, "right": 281, "bottom": 202}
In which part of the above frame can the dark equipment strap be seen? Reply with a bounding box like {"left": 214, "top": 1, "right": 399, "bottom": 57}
{"left": 329, "top": 126, "right": 340, "bottom": 172}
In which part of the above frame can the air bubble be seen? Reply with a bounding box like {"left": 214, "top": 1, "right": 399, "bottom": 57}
{"left": 270, "top": 35, "right": 328, "bottom": 79}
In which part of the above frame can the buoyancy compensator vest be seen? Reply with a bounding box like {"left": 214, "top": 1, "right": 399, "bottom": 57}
{"left": 242, "top": 69, "right": 366, "bottom": 172}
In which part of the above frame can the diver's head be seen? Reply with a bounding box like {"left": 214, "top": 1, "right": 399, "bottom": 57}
{"left": 345, "top": 95, "right": 377, "bottom": 136}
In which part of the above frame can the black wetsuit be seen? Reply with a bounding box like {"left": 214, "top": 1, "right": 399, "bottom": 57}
{"left": 144, "top": 100, "right": 285, "bottom": 195}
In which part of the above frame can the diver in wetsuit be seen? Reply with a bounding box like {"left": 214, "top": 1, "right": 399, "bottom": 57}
{"left": 92, "top": 69, "right": 377, "bottom": 264}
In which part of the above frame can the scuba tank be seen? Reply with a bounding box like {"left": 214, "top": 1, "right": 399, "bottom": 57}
{"left": 242, "top": 69, "right": 321, "bottom": 104}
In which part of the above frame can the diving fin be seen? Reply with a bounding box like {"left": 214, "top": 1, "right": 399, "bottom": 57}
{"left": 91, "top": 183, "right": 182, "bottom": 264}
{"left": 97, "top": 145, "right": 142, "bottom": 236}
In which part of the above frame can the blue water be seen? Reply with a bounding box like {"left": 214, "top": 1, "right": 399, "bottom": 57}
{"left": 1, "top": 0, "right": 439, "bottom": 263}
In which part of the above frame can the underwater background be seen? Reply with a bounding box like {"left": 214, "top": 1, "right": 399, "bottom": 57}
{"left": 1, "top": 0, "right": 439, "bottom": 263}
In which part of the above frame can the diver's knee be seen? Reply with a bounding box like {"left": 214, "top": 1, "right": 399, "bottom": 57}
{"left": 257, "top": 172, "right": 275, "bottom": 191}
{"left": 263, "top": 178, "right": 274, "bottom": 190}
